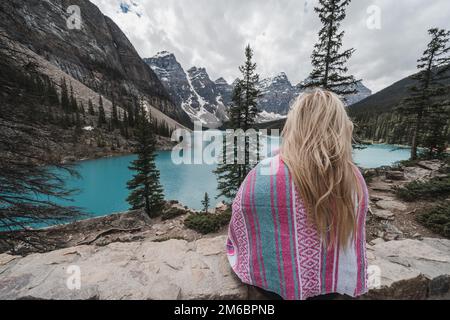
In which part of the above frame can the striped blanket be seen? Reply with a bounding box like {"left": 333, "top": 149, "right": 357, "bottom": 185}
{"left": 226, "top": 155, "right": 369, "bottom": 300}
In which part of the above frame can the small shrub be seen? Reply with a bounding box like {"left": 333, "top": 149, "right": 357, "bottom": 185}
{"left": 396, "top": 176, "right": 450, "bottom": 202}
{"left": 184, "top": 211, "right": 232, "bottom": 235}
{"left": 416, "top": 204, "right": 450, "bottom": 239}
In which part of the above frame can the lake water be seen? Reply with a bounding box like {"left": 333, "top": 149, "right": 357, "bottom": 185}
{"left": 52, "top": 143, "right": 410, "bottom": 219}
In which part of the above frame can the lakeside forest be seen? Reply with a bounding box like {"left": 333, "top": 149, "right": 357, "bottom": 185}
{"left": 0, "top": 0, "right": 450, "bottom": 255}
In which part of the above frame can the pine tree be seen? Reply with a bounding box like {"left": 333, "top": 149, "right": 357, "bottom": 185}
{"left": 69, "top": 84, "right": 78, "bottom": 113}
{"left": 88, "top": 99, "right": 95, "bottom": 116}
{"left": 397, "top": 28, "right": 450, "bottom": 160}
{"left": 215, "top": 45, "right": 261, "bottom": 199}
{"left": 126, "top": 100, "right": 164, "bottom": 217}
{"left": 97, "top": 95, "right": 106, "bottom": 127}
{"left": 79, "top": 102, "right": 85, "bottom": 116}
{"left": 305, "top": 0, "right": 358, "bottom": 96}
{"left": 201, "top": 192, "right": 210, "bottom": 214}
{"left": 111, "top": 97, "right": 119, "bottom": 129}
{"left": 60, "top": 78, "right": 70, "bottom": 113}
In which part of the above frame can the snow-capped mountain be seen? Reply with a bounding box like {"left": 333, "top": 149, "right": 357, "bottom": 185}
{"left": 144, "top": 52, "right": 228, "bottom": 128}
{"left": 145, "top": 51, "right": 372, "bottom": 127}
{"left": 257, "top": 72, "right": 298, "bottom": 116}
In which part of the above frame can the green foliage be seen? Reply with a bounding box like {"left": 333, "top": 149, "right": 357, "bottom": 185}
{"left": 396, "top": 28, "right": 450, "bottom": 160}
{"left": 215, "top": 45, "right": 261, "bottom": 199}
{"left": 201, "top": 192, "right": 210, "bottom": 214}
{"left": 97, "top": 95, "right": 107, "bottom": 127}
{"left": 396, "top": 176, "right": 450, "bottom": 202}
{"left": 305, "top": 0, "right": 358, "bottom": 96}
{"left": 126, "top": 101, "right": 165, "bottom": 217}
{"left": 184, "top": 211, "right": 232, "bottom": 235}
{"left": 417, "top": 203, "right": 450, "bottom": 238}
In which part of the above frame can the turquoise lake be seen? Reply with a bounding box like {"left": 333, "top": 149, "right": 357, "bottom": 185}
{"left": 53, "top": 143, "right": 411, "bottom": 219}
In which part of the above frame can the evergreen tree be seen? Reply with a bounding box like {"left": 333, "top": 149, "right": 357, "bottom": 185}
{"left": 97, "top": 95, "right": 106, "bottom": 127}
{"left": 201, "top": 192, "right": 210, "bottom": 214}
{"left": 60, "top": 78, "right": 70, "bottom": 113}
{"left": 79, "top": 102, "right": 85, "bottom": 116}
{"left": 126, "top": 100, "right": 164, "bottom": 217}
{"left": 215, "top": 45, "right": 261, "bottom": 199}
{"left": 45, "top": 76, "right": 59, "bottom": 106}
{"left": 69, "top": 84, "right": 78, "bottom": 113}
{"left": 88, "top": 98, "right": 95, "bottom": 116}
{"left": 111, "top": 97, "right": 119, "bottom": 129}
{"left": 397, "top": 28, "right": 450, "bottom": 159}
{"left": 305, "top": 0, "right": 358, "bottom": 96}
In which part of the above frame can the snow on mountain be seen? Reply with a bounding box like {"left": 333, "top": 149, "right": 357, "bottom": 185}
{"left": 145, "top": 52, "right": 372, "bottom": 127}
{"left": 144, "top": 53, "right": 228, "bottom": 128}
{"left": 257, "top": 72, "right": 298, "bottom": 116}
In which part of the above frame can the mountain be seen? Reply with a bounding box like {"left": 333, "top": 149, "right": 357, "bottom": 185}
{"left": 349, "top": 76, "right": 418, "bottom": 116}
{"left": 257, "top": 72, "right": 298, "bottom": 115}
{"left": 145, "top": 53, "right": 228, "bottom": 128}
{"left": 145, "top": 51, "right": 372, "bottom": 127}
{"left": 348, "top": 68, "right": 450, "bottom": 145}
{"left": 0, "top": 0, "right": 192, "bottom": 129}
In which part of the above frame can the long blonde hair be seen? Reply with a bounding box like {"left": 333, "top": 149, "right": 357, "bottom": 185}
{"left": 280, "top": 89, "right": 360, "bottom": 248}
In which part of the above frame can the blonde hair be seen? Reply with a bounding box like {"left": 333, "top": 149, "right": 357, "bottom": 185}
{"left": 280, "top": 89, "right": 360, "bottom": 248}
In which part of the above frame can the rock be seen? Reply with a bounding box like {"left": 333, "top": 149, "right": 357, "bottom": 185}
{"left": 370, "top": 181, "right": 394, "bottom": 193}
{"left": 385, "top": 171, "right": 405, "bottom": 181}
{"left": 418, "top": 160, "right": 442, "bottom": 171}
{"left": 1, "top": 235, "right": 449, "bottom": 300}
{"left": 370, "top": 238, "right": 386, "bottom": 246}
{"left": 215, "top": 202, "right": 229, "bottom": 213}
{"left": 366, "top": 238, "right": 450, "bottom": 299}
{"left": 371, "top": 209, "right": 395, "bottom": 221}
{"left": 382, "top": 222, "right": 404, "bottom": 241}
{"left": 0, "top": 236, "right": 247, "bottom": 300}
{"left": 376, "top": 199, "right": 407, "bottom": 212}
{"left": 404, "top": 167, "right": 432, "bottom": 182}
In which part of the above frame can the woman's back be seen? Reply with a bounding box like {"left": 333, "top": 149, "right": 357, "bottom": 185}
{"left": 227, "top": 89, "right": 369, "bottom": 300}
{"left": 227, "top": 155, "right": 369, "bottom": 300}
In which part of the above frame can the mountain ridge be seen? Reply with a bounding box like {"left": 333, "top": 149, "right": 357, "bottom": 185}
{"left": 145, "top": 51, "right": 372, "bottom": 128}
{"left": 0, "top": 0, "right": 192, "bottom": 130}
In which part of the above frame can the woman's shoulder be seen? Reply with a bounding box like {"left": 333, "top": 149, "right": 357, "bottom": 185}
{"left": 253, "top": 154, "right": 287, "bottom": 178}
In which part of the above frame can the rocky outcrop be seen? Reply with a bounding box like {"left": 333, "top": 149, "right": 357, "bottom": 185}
{"left": 0, "top": 0, "right": 192, "bottom": 128}
{"left": 366, "top": 238, "right": 450, "bottom": 300}
{"left": 1, "top": 235, "right": 449, "bottom": 300}
{"left": 0, "top": 236, "right": 246, "bottom": 300}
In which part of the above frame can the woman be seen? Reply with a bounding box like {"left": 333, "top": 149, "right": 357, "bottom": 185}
{"left": 226, "top": 89, "right": 369, "bottom": 300}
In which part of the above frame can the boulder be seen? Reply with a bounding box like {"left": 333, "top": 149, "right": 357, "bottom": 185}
{"left": 215, "top": 202, "right": 229, "bottom": 213}
{"left": 385, "top": 171, "right": 405, "bottom": 181}
{"left": 376, "top": 199, "right": 407, "bottom": 212}
{"left": 418, "top": 160, "right": 442, "bottom": 171}
{"left": 366, "top": 238, "right": 450, "bottom": 299}
{"left": 371, "top": 208, "right": 395, "bottom": 221}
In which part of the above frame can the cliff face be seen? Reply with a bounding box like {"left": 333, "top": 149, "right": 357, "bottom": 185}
{"left": 0, "top": 0, "right": 192, "bottom": 128}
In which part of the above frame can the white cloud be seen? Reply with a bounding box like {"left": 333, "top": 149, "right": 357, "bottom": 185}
{"left": 91, "top": 0, "right": 450, "bottom": 93}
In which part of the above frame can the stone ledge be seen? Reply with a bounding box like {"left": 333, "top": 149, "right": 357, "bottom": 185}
{"left": 0, "top": 236, "right": 449, "bottom": 300}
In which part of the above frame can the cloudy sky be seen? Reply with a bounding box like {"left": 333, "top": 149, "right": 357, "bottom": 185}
{"left": 91, "top": 0, "right": 450, "bottom": 93}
